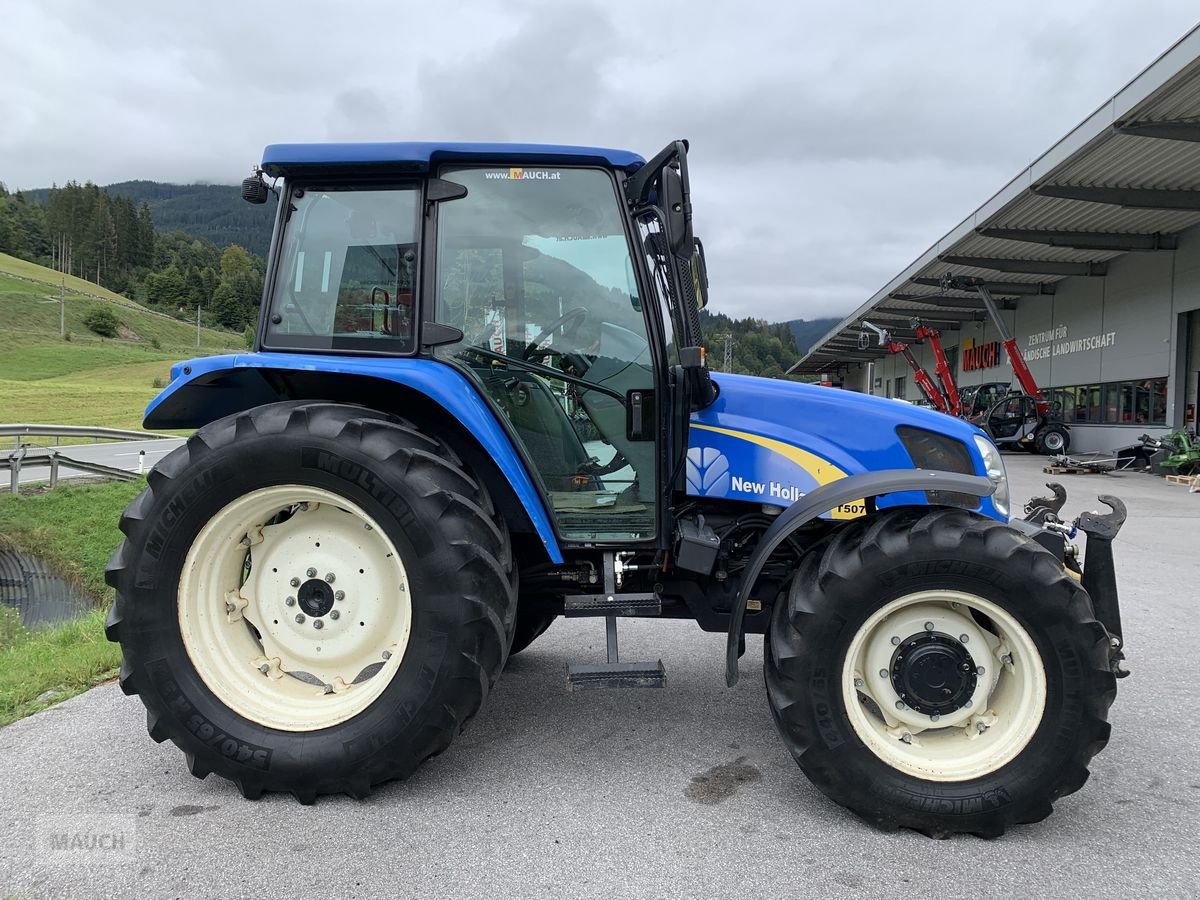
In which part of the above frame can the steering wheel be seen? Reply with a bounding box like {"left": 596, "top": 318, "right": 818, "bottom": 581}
{"left": 522, "top": 306, "right": 589, "bottom": 360}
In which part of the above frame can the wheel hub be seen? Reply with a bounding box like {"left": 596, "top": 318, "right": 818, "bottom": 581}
{"left": 891, "top": 632, "right": 977, "bottom": 716}
{"left": 297, "top": 578, "right": 335, "bottom": 618}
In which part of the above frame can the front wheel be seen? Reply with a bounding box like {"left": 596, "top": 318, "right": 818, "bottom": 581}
{"left": 765, "top": 507, "right": 1115, "bottom": 837}
{"left": 1036, "top": 425, "right": 1069, "bottom": 455}
{"left": 105, "top": 402, "right": 516, "bottom": 802}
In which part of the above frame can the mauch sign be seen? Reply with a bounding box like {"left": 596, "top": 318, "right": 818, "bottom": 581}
{"left": 962, "top": 338, "right": 1002, "bottom": 371}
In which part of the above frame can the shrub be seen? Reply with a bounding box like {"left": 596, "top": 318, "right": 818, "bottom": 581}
{"left": 82, "top": 306, "right": 120, "bottom": 338}
{"left": 243, "top": 323, "right": 255, "bottom": 350}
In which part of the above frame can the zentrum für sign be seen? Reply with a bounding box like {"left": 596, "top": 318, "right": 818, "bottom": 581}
{"left": 1025, "top": 325, "right": 1117, "bottom": 361}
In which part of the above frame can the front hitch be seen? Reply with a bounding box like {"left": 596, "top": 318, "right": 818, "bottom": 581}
{"left": 1075, "top": 495, "right": 1129, "bottom": 678}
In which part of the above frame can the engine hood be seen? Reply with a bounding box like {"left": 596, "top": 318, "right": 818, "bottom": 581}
{"left": 685, "top": 373, "right": 990, "bottom": 514}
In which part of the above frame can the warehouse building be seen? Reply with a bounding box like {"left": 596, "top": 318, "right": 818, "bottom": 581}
{"left": 792, "top": 25, "right": 1200, "bottom": 453}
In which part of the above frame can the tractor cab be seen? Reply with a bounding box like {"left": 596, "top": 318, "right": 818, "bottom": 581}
{"left": 251, "top": 142, "right": 711, "bottom": 545}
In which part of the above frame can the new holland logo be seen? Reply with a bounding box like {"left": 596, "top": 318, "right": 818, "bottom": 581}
{"left": 686, "top": 447, "right": 730, "bottom": 496}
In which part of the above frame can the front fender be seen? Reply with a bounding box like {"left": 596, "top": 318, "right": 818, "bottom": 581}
{"left": 144, "top": 353, "right": 563, "bottom": 563}
{"left": 725, "top": 468, "right": 996, "bottom": 686}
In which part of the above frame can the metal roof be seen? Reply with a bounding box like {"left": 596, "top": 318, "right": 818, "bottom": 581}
{"left": 260, "top": 142, "right": 645, "bottom": 176}
{"left": 792, "top": 23, "right": 1200, "bottom": 374}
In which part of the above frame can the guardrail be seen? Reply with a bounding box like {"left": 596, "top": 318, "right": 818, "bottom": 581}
{"left": 1, "top": 424, "right": 176, "bottom": 449}
{"left": 1, "top": 445, "right": 142, "bottom": 494}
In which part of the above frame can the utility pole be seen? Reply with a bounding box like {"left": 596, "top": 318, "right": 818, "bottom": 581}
{"left": 722, "top": 334, "right": 733, "bottom": 373}
{"left": 196, "top": 305, "right": 201, "bottom": 349}
{"left": 59, "top": 277, "right": 65, "bottom": 337}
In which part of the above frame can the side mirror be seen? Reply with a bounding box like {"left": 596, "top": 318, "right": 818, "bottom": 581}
{"left": 691, "top": 238, "right": 709, "bottom": 309}
{"left": 660, "top": 162, "right": 693, "bottom": 254}
{"left": 242, "top": 171, "right": 269, "bottom": 205}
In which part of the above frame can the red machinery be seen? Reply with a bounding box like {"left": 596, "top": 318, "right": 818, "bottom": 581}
{"left": 859, "top": 321, "right": 949, "bottom": 412}
{"left": 910, "top": 318, "right": 962, "bottom": 417}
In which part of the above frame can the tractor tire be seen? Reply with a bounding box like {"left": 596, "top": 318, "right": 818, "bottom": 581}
{"left": 1035, "top": 425, "right": 1069, "bottom": 455}
{"left": 764, "top": 507, "right": 1115, "bottom": 837}
{"left": 105, "top": 401, "right": 516, "bottom": 803}
{"left": 508, "top": 604, "right": 556, "bottom": 657}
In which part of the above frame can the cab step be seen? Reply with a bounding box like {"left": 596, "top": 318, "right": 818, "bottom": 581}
{"left": 566, "top": 616, "right": 665, "bottom": 691}
{"left": 564, "top": 593, "right": 661, "bottom": 617}
{"left": 567, "top": 553, "right": 665, "bottom": 690}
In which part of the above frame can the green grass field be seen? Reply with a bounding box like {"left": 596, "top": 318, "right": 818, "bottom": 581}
{"left": 0, "top": 256, "right": 244, "bottom": 430}
{"left": 0, "top": 480, "right": 145, "bottom": 726}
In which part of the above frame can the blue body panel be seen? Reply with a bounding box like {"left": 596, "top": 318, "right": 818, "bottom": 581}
{"left": 146, "top": 353, "right": 565, "bottom": 563}
{"left": 687, "top": 374, "right": 1005, "bottom": 522}
{"left": 261, "top": 142, "right": 645, "bottom": 176}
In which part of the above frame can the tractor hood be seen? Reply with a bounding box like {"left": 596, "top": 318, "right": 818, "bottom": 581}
{"left": 686, "top": 373, "right": 993, "bottom": 516}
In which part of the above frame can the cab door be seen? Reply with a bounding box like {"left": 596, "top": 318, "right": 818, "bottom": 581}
{"left": 432, "top": 165, "right": 661, "bottom": 543}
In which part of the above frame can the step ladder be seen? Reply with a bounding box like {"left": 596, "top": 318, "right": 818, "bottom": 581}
{"left": 566, "top": 552, "right": 665, "bottom": 691}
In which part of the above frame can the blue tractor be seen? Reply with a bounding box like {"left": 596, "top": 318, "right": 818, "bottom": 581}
{"left": 106, "top": 140, "right": 1128, "bottom": 836}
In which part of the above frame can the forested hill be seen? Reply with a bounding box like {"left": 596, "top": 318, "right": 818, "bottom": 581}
{"left": 786, "top": 316, "right": 841, "bottom": 356}
{"left": 25, "top": 181, "right": 274, "bottom": 258}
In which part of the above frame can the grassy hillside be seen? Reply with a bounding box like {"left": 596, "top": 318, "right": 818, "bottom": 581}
{"left": 0, "top": 255, "right": 243, "bottom": 430}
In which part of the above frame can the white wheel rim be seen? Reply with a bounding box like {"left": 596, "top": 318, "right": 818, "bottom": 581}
{"left": 179, "top": 484, "right": 412, "bottom": 731}
{"left": 1045, "top": 432, "right": 1064, "bottom": 451}
{"left": 841, "top": 590, "right": 1047, "bottom": 782}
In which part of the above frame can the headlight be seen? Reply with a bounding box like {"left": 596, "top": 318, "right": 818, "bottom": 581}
{"left": 973, "top": 434, "right": 1010, "bottom": 518}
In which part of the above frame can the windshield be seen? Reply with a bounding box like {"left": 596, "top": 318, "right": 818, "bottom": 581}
{"left": 264, "top": 183, "right": 419, "bottom": 352}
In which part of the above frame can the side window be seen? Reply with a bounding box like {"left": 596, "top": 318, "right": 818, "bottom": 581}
{"left": 435, "top": 166, "right": 657, "bottom": 541}
{"left": 265, "top": 185, "right": 418, "bottom": 352}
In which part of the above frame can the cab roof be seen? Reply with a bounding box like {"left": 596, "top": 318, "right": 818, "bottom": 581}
{"left": 260, "top": 142, "right": 645, "bottom": 177}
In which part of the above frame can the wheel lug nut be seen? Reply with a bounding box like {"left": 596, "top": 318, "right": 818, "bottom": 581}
{"left": 894, "top": 700, "right": 905, "bottom": 710}
{"left": 890, "top": 636, "right": 901, "bottom": 646}
{"left": 964, "top": 699, "right": 973, "bottom": 708}
{"left": 334, "top": 591, "right": 345, "bottom": 602}
{"left": 258, "top": 663, "right": 269, "bottom": 674}
{"left": 959, "top": 634, "right": 970, "bottom": 643}
{"left": 382, "top": 650, "right": 392, "bottom": 660}
{"left": 878, "top": 668, "right": 889, "bottom": 679}
{"left": 977, "top": 666, "right": 986, "bottom": 676}
{"left": 285, "top": 596, "right": 296, "bottom": 607}
{"left": 900, "top": 732, "right": 912, "bottom": 744}
{"left": 290, "top": 577, "right": 300, "bottom": 588}
{"left": 930, "top": 714, "right": 940, "bottom": 723}
{"left": 325, "top": 572, "right": 336, "bottom": 583}
{"left": 307, "top": 567, "right": 317, "bottom": 578}
{"left": 295, "top": 613, "right": 305, "bottom": 624}
{"left": 225, "top": 601, "right": 235, "bottom": 613}
{"left": 924, "top": 621, "right": 935, "bottom": 632}
{"left": 329, "top": 610, "right": 340, "bottom": 620}
{"left": 313, "top": 619, "right": 324, "bottom": 630}
{"left": 853, "top": 677, "right": 864, "bottom": 688}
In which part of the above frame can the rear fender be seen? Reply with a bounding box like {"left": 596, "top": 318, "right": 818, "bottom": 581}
{"left": 144, "top": 353, "right": 563, "bottom": 563}
{"left": 725, "top": 468, "right": 996, "bottom": 686}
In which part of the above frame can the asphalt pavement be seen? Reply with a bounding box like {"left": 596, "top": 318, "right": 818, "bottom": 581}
{"left": 13, "top": 438, "right": 184, "bottom": 485}
{"left": 0, "top": 454, "right": 1196, "bottom": 899}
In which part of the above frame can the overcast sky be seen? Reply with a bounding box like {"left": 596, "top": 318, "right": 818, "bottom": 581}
{"left": 1, "top": 1, "right": 1197, "bottom": 322}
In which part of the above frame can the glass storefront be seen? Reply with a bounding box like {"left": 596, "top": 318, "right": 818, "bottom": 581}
{"left": 1047, "top": 377, "right": 1168, "bottom": 425}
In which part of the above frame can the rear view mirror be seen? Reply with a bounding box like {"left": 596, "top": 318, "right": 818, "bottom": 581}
{"left": 661, "top": 162, "right": 693, "bottom": 254}
{"left": 691, "top": 238, "right": 709, "bottom": 309}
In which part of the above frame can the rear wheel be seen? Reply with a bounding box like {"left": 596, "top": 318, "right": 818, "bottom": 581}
{"left": 764, "top": 507, "right": 1115, "bottom": 836}
{"left": 106, "top": 402, "right": 516, "bottom": 802}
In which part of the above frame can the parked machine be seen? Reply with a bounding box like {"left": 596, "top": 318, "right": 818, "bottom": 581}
{"left": 106, "top": 140, "right": 1128, "bottom": 837}
{"left": 941, "top": 274, "right": 1071, "bottom": 454}
{"left": 858, "top": 321, "right": 949, "bottom": 412}
{"left": 1140, "top": 428, "right": 1200, "bottom": 475}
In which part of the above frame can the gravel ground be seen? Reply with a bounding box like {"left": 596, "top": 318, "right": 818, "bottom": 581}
{"left": 1, "top": 453, "right": 1196, "bottom": 899}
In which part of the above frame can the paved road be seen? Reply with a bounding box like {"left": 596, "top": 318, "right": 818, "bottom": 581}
{"left": 0, "top": 455, "right": 1196, "bottom": 898}
{"left": 13, "top": 438, "right": 183, "bottom": 485}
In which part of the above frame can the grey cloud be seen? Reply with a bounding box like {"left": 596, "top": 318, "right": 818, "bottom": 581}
{"left": 1, "top": 0, "right": 1198, "bottom": 322}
